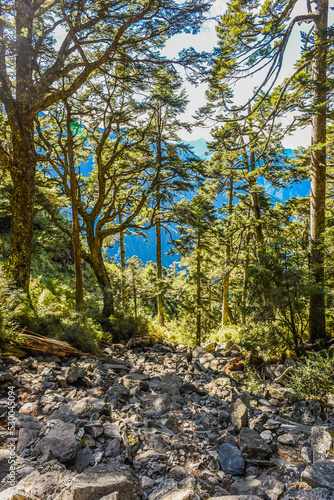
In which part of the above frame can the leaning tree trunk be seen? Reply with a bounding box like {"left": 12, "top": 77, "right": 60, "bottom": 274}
{"left": 85, "top": 245, "right": 114, "bottom": 317}
{"left": 308, "top": 0, "right": 328, "bottom": 343}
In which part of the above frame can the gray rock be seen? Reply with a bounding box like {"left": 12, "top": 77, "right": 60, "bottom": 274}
{"left": 301, "top": 445, "right": 313, "bottom": 463}
{"left": 149, "top": 479, "right": 178, "bottom": 500}
{"left": 231, "top": 479, "right": 266, "bottom": 498}
{"left": 10, "top": 460, "right": 74, "bottom": 499}
{"left": 260, "top": 430, "right": 273, "bottom": 443}
{"left": 311, "top": 426, "right": 334, "bottom": 462}
{"left": 69, "top": 397, "right": 105, "bottom": 418}
{"left": 283, "top": 488, "right": 334, "bottom": 499}
{"left": 278, "top": 433, "right": 295, "bottom": 445}
{"left": 218, "top": 443, "right": 245, "bottom": 475}
{"left": 160, "top": 373, "right": 182, "bottom": 396}
{"left": 84, "top": 422, "right": 104, "bottom": 438}
{"left": 69, "top": 447, "right": 93, "bottom": 472}
{"left": 301, "top": 459, "right": 334, "bottom": 490}
{"left": 32, "top": 421, "right": 79, "bottom": 462}
{"left": 207, "top": 496, "right": 263, "bottom": 500}
{"left": 100, "top": 494, "right": 120, "bottom": 500}
{"left": 70, "top": 463, "right": 142, "bottom": 500}
{"left": 230, "top": 398, "right": 248, "bottom": 431}
{"left": 103, "top": 422, "right": 122, "bottom": 439}
{"left": 260, "top": 476, "right": 285, "bottom": 500}
{"left": 156, "top": 489, "right": 200, "bottom": 500}
{"left": 249, "top": 414, "right": 269, "bottom": 433}
{"left": 0, "top": 449, "right": 10, "bottom": 481}
{"left": 16, "top": 414, "right": 42, "bottom": 430}
{"left": 239, "top": 427, "right": 273, "bottom": 459}
{"left": 17, "top": 428, "right": 40, "bottom": 453}
{"left": 64, "top": 365, "right": 79, "bottom": 384}
{"left": 105, "top": 438, "right": 122, "bottom": 458}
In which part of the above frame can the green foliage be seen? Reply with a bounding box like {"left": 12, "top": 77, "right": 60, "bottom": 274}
{"left": 242, "top": 365, "right": 264, "bottom": 393}
{"left": 56, "top": 313, "right": 103, "bottom": 354}
{"left": 0, "top": 267, "right": 26, "bottom": 349}
{"left": 107, "top": 312, "right": 150, "bottom": 343}
{"left": 289, "top": 353, "right": 334, "bottom": 406}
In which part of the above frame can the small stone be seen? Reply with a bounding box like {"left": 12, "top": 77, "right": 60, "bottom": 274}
{"left": 278, "top": 433, "right": 295, "bottom": 445}
{"left": 261, "top": 476, "right": 285, "bottom": 500}
{"left": 105, "top": 438, "right": 122, "bottom": 458}
{"left": 260, "top": 430, "right": 273, "bottom": 443}
{"left": 230, "top": 398, "right": 248, "bottom": 431}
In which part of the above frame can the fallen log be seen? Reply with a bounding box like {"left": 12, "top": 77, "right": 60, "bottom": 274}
{"left": 8, "top": 328, "right": 109, "bottom": 361}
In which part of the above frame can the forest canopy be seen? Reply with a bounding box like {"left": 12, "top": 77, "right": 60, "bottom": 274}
{"left": 0, "top": 0, "right": 334, "bottom": 357}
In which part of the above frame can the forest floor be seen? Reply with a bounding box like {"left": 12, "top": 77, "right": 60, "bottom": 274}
{"left": 0, "top": 339, "right": 334, "bottom": 500}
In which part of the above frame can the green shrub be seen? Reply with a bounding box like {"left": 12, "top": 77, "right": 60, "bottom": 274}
{"left": 0, "top": 267, "right": 28, "bottom": 349}
{"left": 107, "top": 313, "right": 150, "bottom": 343}
{"left": 289, "top": 353, "right": 334, "bottom": 406}
{"left": 56, "top": 313, "right": 103, "bottom": 354}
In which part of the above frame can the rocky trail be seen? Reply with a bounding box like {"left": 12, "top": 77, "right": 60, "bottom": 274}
{"left": 0, "top": 339, "right": 334, "bottom": 500}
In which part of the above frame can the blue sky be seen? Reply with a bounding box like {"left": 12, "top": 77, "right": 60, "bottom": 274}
{"left": 162, "top": 0, "right": 331, "bottom": 149}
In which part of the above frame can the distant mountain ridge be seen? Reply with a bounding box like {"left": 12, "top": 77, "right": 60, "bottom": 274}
{"left": 109, "top": 140, "right": 310, "bottom": 266}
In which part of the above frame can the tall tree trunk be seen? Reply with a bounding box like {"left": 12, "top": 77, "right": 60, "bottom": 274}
{"left": 222, "top": 176, "right": 233, "bottom": 325}
{"left": 156, "top": 192, "right": 165, "bottom": 326}
{"left": 119, "top": 213, "right": 126, "bottom": 310}
{"left": 249, "top": 150, "right": 265, "bottom": 249}
{"left": 9, "top": 1, "right": 35, "bottom": 292}
{"left": 66, "top": 103, "right": 83, "bottom": 311}
{"left": 155, "top": 108, "right": 165, "bottom": 326}
{"left": 196, "top": 234, "right": 201, "bottom": 346}
{"left": 241, "top": 231, "right": 250, "bottom": 324}
{"left": 309, "top": 0, "right": 328, "bottom": 343}
{"left": 132, "top": 270, "right": 137, "bottom": 319}
{"left": 10, "top": 143, "right": 35, "bottom": 292}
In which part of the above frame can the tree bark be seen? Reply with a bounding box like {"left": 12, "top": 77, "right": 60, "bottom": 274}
{"left": 10, "top": 144, "right": 35, "bottom": 292}
{"left": 241, "top": 231, "right": 250, "bottom": 324}
{"left": 222, "top": 176, "right": 233, "bottom": 325}
{"left": 84, "top": 244, "right": 114, "bottom": 317}
{"left": 249, "top": 150, "right": 265, "bottom": 249}
{"left": 9, "top": 0, "right": 35, "bottom": 291}
{"left": 155, "top": 108, "right": 165, "bottom": 326}
{"left": 196, "top": 234, "right": 201, "bottom": 346}
{"left": 308, "top": 0, "right": 328, "bottom": 343}
{"left": 156, "top": 193, "right": 165, "bottom": 326}
{"left": 66, "top": 103, "right": 84, "bottom": 311}
{"left": 119, "top": 213, "right": 126, "bottom": 310}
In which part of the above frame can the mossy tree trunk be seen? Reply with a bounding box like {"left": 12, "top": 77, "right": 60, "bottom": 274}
{"left": 308, "top": 0, "right": 328, "bottom": 344}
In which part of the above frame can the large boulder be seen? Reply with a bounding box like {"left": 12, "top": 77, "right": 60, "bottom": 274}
{"left": 32, "top": 421, "right": 79, "bottom": 463}
{"left": 218, "top": 443, "right": 245, "bottom": 475}
{"left": 311, "top": 426, "right": 334, "bottom": 462}
{"left": 301, "top": 460, "right": 334, "bottom": 490}
{"left": 69, "top": 463, "right": 142, "bottom": 500}
{"left": 5, "top": 460, "right": 74, "bottom": 499}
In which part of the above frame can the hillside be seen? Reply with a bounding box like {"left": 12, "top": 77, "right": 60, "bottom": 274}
{"left": 1, "top": 339, "right": 333, "bottom": 499}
